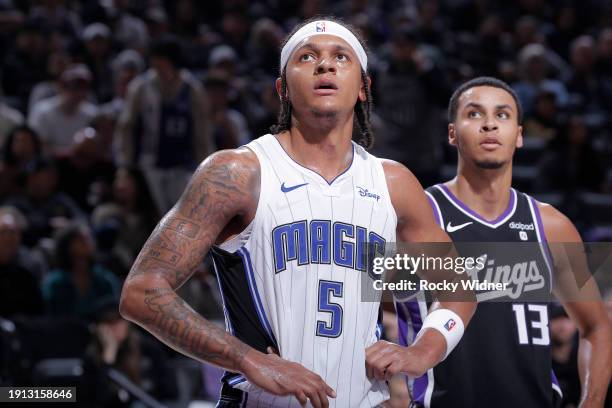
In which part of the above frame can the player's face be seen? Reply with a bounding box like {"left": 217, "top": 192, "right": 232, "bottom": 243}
{"left": 278, "top": 34, "right": 366, "bottom": 123}
{"left": 450, "top": 86, "right": 523, "bottom": 170}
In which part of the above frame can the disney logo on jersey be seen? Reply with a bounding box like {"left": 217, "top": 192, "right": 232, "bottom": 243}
{"left": 509, "top": 222, "right": 535, "bottom": 231}
{"left": 466, "top": 254, "right": 547, "bottom": 301}
{"left": 356, "top": 186, "right": 380, "bottom": 202}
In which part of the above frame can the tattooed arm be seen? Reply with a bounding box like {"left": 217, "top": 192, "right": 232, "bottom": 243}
{"left": 119, "top": 148, "right": 335, "bottom": 407}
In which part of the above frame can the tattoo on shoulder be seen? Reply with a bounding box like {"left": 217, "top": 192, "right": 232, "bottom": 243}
{"left": 126, "top": 150, "right": 259, "bottom": 289}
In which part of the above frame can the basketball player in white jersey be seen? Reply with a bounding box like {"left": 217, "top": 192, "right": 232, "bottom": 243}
{"left": 396, "top": 77, "right": 611, "bottom": 407}
{"left": 119, "top": 18, "right": 476, "bottom": 407}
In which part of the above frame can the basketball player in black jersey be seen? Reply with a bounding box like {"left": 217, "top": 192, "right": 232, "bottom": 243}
{"left": 396, "top": 77, "right": 612, "bottom": 408}
{"left": 119, "top": 18, "right": 476, "bottom": 407}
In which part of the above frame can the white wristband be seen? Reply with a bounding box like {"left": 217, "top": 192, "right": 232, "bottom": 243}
{"left": 416, "top": 309, "right": 465, "bottom": 360}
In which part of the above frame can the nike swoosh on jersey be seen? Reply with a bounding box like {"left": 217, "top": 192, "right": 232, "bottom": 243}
{"left": 281, "top": 182, "right": 309, "bottom": 193}
{"left": 446, "top": 221, "right": 473, "bottom": 232}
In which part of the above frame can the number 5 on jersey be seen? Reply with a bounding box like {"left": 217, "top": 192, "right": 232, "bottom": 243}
{"left": 317, "top": 280, "right": 344, "bottom": 338}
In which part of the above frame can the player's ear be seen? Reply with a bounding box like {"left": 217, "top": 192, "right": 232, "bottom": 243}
{"left": 275, "top": 77, "right": 289, "bottom": 101}
{"left": 516, "top": 125, "right": 524, "bottom": 148}
{"left": 358, "top": 75, "right": 371, "bottom": 102}
{"left": 448, "top": 123, "right": 457, "bottom": 146}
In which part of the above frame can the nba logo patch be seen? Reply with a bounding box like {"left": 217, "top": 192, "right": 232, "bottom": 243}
{"left": 444, "top": 319, "right": 456, "bottom": 331}
{"left": 519, "top": 231, "right": 528, "bottom": 241}
{"left": 316, "top": 21, "right": 326, "bottom": 32}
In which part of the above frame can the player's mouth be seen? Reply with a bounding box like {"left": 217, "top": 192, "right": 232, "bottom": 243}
{"left": 480, "top": 137, "right": 501, "bottom": 151}
{"left": 313, "top": 79, "right": 339, "bottom": 95}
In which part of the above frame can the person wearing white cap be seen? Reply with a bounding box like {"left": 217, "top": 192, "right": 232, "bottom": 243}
{"left": 120, "top": 17, "right": 475, "bottom": 408}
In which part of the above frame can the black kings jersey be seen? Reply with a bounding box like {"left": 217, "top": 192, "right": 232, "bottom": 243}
{"left": 396, "top": 184, "right": 560, "bottom": 408}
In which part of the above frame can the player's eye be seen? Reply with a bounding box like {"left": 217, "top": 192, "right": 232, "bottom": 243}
{"left": 299, "top": 53, "right": 315, "bottom": 62}
{"left": 337, "top": 54, "right": 348, "bottom": 62}
{"left": 468, "top": 111, "right": 481, "bottom": 118}
{"left": 497, "top": 111, "right": 510, "bottom": 119}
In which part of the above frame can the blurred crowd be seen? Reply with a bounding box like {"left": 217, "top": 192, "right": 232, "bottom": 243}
{"left": 0, "top": 0, "right": 611, "bottom": 406}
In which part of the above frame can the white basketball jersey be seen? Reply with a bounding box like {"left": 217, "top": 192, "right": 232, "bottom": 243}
{"left": 211, "top": 134, "right": 397, "bottom": 407}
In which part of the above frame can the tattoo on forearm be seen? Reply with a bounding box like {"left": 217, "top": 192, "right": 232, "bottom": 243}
{"left": 142, "top": 287, "right": 250, "bottom": 368}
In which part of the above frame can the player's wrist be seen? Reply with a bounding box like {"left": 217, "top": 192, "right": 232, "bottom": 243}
{"left": 403, "top": 332, "right": 445, "bottom": 375}
{"left": 237, "top": 348, "right": 266, "bottom": 377}
{"left": 417, "top": 309, "right": 465, "bottom": 360}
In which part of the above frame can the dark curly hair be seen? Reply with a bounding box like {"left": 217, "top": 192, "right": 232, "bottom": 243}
{"left": 270, "top": 16, "right": 375, "bottom": 150}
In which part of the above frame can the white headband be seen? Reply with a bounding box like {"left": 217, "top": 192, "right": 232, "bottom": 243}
{"left": 280, "top": 20, "right": 368, "bottom": 73}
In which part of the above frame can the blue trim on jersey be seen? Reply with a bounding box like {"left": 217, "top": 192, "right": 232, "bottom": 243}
{"left": 375, "top": 322, "right": 383, "bottom": 340}
{"left": 238, "top": 247, "right": 278, "bottom": 347}
{"left": 273, "top": 136, "right": 356, "bottom": 186}
{"left": 227, "top": 375, "right": 247, "bottom": 386}
{"left": 211, "top": 257, "right": 235, "bottom": 335}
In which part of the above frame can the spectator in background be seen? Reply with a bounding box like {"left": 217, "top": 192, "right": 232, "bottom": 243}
{"left": 567, "top": 35, "right": 604, "bottom": 116}
{"left": 0, "top": 21, "right": 47, "bottom": 112}
{"left": 55, "top": 127, "right": 115, "bottom": 212}
{"left": 28, "top": 0, "right": 81, "bottom": 40}
{"left": 550, "top": 305, "right": 581, "bottom": 408}
{"left": 1, "top": 125, "right": 42, "bottom": 196}
{"left": 92, "top": 166, "right": 158, "bottom": 277}
{"left": 250, "top": 80, "right": 281, "bottom": 137}
{"left": 523, "top": 90, "right": 560, "bottom": 141}
{"left": 27, "top": 49, "right": 71, "bottom": 113}
{"left": 143, "top": 6, "right": 169, "bottom": 43}
{"left": 203, "top": 71, "right": 250, "bottom": 149}
{"left": 595, "top": 28, "right": 612, "bottom": 111}
{"left": 536, "top": 116, "right": 605, "bottom": 193}
{"left": 103, "top": 49, "right": 145, "bottom": 119}
{"left": 7, "top": 157, "right": 83, "bottom": 247}
{"left": 247, "top": 18, "right": 283, "bottom": 77}
{"left": 219, "top": 11, "right": 251, "bottom": 56}
{"left": 80, "top": 23, "right": 114, "bottom": 103}
{"left": 0, "top": 89, "right": 24, "bottom": 147}
{"left": 81, "top": 295, "right": 178, "bottom": 407}
{"left": 374, "top": 25, "right": 449, "bottom": 187}
{"left": 103, "top": 0, "right": 149, "bottom": 52}
{"left": 28, "top": 64, "right": 98, "bottom": 157}
{"left": 0, "top": 206, "right": 44, "bottom": 318}
{"left": 42, "top": 223, "right": 119, "bottom": 319}
{"left": 116, "top": 35, "right": 211, "bottom": 213}
{"left": 513, "top": 43, "right": 569, "bottom": 117}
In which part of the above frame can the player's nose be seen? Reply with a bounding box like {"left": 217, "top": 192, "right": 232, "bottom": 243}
{"left": 481, "top": 117, "right": 498, "bottom": 132}
{"left": 316, "top": 57, "right": 336, "bottom": 74}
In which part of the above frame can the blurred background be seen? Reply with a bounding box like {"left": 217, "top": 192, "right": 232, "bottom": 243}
{"left": 0, "top": 0, "right": 610, "bottom": 407}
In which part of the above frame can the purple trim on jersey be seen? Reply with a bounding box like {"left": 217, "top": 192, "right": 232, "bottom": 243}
{"left": 529, "top": 197, "right": 555, "bottom": 272}
{"left": 551, "top": 370, "right": 559, "bottom": 387}
{"left": 412, "top": 373, "right": 428, "bottom": 404}
{"left": 439, "top": 184, "right": 515, "bottom": 224}
{"left": 273, "top": 136, "right": 356, "bottom": 186}
{"left": 552, "top": 370, "right": 563, "bottom": 397}
{"left": 407, "top": 301, "right": 423, "bottom": 340}
{"left": 396, "top": 300, "right": 427, "bottom": 402}
{"left": 397, "top": 309, "right": 409, "bottom": 346}
{"left": 426, "top": 194, "right": 442, "bottom": 227}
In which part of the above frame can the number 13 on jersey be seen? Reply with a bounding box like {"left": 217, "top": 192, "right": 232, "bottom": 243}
{"left": 512, "top": 304, "right": 550, "bottom": 345}
{"left": 317, "top": 280, "right": 344, "bottom": 338}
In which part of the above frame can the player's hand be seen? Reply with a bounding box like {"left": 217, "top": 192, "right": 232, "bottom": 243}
{"left": 241, "top": 348, "right": 336, "bottom": 407}
{"left": 366, "top": 340, "right": 429, "bottom": 380}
